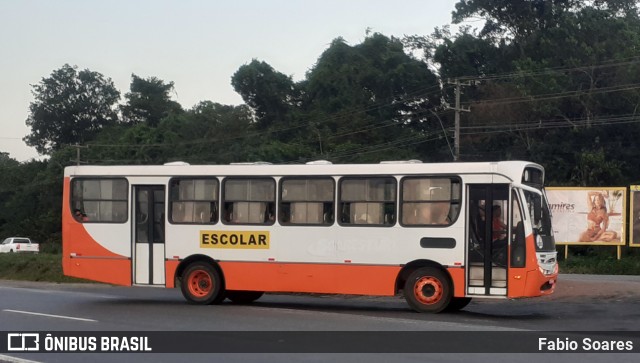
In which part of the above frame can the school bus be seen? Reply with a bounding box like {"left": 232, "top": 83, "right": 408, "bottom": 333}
{"left": 62, "top": 160, "right": 557, "bottom": 313}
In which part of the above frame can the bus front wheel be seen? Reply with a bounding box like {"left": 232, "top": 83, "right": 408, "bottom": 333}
{"left": 404, "top": 267, "right": 452, "bottom": 313}
{"left": 181, "top": 262, "right": 225, "bottom": 305}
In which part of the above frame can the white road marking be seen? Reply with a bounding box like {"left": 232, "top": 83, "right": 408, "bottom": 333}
{"left": 2, "top": 309, "right": 97, "bottom": 322}
{"left": 0, "top": 354, "right": 42, "bottom": 363}
{"left": 0, "top": 285, "right": 118, "bottom": 299}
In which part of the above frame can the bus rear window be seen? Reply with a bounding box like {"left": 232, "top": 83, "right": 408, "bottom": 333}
{"left": 71, "top": 178, "right": 128, "bottom": 223}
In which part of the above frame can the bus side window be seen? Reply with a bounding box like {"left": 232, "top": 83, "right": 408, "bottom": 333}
{"left": 401, "top": 203, "right": 419, "bottom": 224}
{"left": 307, "top": 203, "right": 323, "bottom": 223}
{"left": 400, "top": 177, "right": 459, "bottom": 226}
{"left": 324, "top": 203, "right": 334, "bottom": 223}
{"left": 230, "top": 201, "right": 267, "bottom": 223}
{"left": 291, "top": 202, "right": 323, "bottom": 224}
{"left": 339, "top": 177, "right": 396, "bottom": 226}
{"left": 352, "top": 203, "right": 383, "bottom": 224}
{"left": 280, "top": 177, "right": 334, "bottom": 226}
{"left": 290, "top": 202, "right": 305, "bottom": 223}
{"left": 232, "top": 202, "right": 248, "bottom": 223}
{"left": 341, "top": 204, "right": 351, "bottom": 223}
{"left": 169, "top": 178, "right": 219, "bottom": 224}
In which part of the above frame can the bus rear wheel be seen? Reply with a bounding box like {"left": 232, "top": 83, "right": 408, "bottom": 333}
{"left": 404, "top": 267, "right": 452, "bottom": 313}
{"left": 181, "top": 262, "right": 225, "bottom": 305}
{"left": 226, "top": 290, "right": 264, "bottom": 304}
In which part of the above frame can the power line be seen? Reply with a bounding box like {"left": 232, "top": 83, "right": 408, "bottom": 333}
{"left": 459, "top": 114, "right": 640, "bottom": 135}
{"left": 84, "top": 78, "right": 640, "bottom": 152}
{"left": 83, "top": 86, "right": 447, "bottom": 149}
{"left": 456, "top": 56, "right": 640, "bottom": 82}
{"left": 465, "top": 82, "right": 640, "bottom": 107}
{"left": 33, "top": 56, "right": 640, "bottom": 166}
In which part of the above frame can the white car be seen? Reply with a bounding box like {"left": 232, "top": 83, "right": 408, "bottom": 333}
{"left": 0, "top": 237, "right": 39, "bottom": 253}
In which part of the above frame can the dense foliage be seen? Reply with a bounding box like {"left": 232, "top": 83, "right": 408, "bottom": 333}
{"left": 3, "top": 1, "right": 640, "bottom": 247}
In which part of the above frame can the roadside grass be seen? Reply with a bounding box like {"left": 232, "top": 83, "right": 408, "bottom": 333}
{"left": 557, "top": 246, "right": 640, "bottom": 275}
{"left": 0, "top": 252, "right": 87, "bottom": 283}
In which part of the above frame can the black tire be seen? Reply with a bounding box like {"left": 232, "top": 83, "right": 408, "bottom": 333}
{"left": 180, "top": 262, "right": 225, "bottom": 305}
{"left": 403, "top": 267, "right": 452, "bottom": 313}
{"left": 226, "top": 290, "right": 264, "bottom": 304}
{"left": 445, "top": 297, "right": 472, "bottom": 312}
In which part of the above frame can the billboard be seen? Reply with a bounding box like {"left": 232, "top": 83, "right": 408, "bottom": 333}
{"left": 630, "top": 186, "right": 640, "bottom": 247}
{"left": 546, "top": 187, "right": 626, "bottom": 245}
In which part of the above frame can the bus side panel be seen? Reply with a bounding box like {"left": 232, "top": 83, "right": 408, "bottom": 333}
{"left": 62, "top": 177, "right": 132, "bottom": 286}
{"left": 64, "top": 258, "right": 132, "bottom": 286}
{"left": 219, "top": 262, "right": 400, "bottom": 296}
{"left": 446, "top": 267, "right": 466, "bottom": 297}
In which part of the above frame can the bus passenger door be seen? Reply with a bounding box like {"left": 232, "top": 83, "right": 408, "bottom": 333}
{"left": 133, "top": 186, "right": 166, "bottom": 285}
{"left": 467, "top": 184, "right": 509, "bottom": 296}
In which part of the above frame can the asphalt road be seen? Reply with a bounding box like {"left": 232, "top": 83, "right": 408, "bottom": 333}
{"left": 0, "top": 274, "right": 638, "bottom": 362}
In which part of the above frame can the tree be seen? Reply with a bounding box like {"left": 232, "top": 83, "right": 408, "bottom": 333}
{"left": 24, "top": 64, "right": 120, "bottom": 155}
{"left": 302, "top": 34, "right": 441, "bottom": 162}
{"left": 228, "top": 34, "right": 444, "bottom": 163}
{"left": 153, "top": 101, "right": 257, "bottom": 164}
{"left": 451, "top": 0, "right": 585, "bottom": 47}
{"left": 120, "top": 74, "right": 183, "bottom": 126}
{"left": 0, "top": 157, "right": 55, "bottom": 243}
{"left": 79, "top": 101, "right": 258, "bottom": 165}
{"left": 231, "top": 60, "right": 299, "bottom": 130}
{"left": 404, "top": 0, "right": 640, "bottom": 184}
{"left": 0, "top": 153, "right": 20, "bottom": 230}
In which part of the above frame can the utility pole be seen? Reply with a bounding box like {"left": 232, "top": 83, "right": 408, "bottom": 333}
{"left": 73, "top": 144, "right": 88, "bottom": 165}
{"left": 446, "top": 78, "right": 471, "bottom": 161}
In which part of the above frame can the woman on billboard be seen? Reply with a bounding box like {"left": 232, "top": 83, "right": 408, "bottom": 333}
{"left": 579, "top": 191, "right": 618, "bottom": 242}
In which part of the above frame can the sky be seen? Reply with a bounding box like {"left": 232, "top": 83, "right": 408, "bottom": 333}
{"left": 0, "top": 0, "right": 460, "bottom": 162}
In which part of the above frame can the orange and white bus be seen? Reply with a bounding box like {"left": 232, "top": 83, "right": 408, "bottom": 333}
{"left": 62, "top": 160, "right": 557, "bottom": 313}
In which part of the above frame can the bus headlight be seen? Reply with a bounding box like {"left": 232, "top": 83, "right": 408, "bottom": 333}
{"left": 537, "top": 252, "right": 558, "bottom": 276}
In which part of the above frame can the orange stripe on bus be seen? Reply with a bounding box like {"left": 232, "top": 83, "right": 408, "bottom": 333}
{"left": 219, "top": 261, "right": 401, "bottom": 296}
{"left": 65, "top": 257, "right": 131, "bottom": 286}
{"left": 165, "top": 260, "right": 180, "bottom": 288}
{"left": 507, "top": 234, "right": 557, "bottom": 298}
{"left": 446, "top": 267, "right": 466, "bottom": 297}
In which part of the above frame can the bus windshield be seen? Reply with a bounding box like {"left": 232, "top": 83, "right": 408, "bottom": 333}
{"left": 523, "top": 189, "right": 556, "bottom": 252}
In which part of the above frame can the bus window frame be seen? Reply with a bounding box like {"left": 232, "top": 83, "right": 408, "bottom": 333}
{"left": 279, "top": 176, "right": 336, "bottom": 226}
{"left": 70, "top": 177, "right": 129, "bottom": 224}
{"left": 168, "top": 176, "right": 220, "bottom": 225}
{"left": 337, "top": 175, "right": 397, "bottom": 228}
{"left": 399, "top": 175, "right": 462, "bottom": 228}
{"left": 221, "top": 176, "right": 276, "bottom": 226}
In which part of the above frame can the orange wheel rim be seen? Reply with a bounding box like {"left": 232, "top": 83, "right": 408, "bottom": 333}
{"left": 188, "top": 270, "right": 212, "bottom": 298}
{"left": 413, "top": 276, "right": 443, "bottom": 305}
